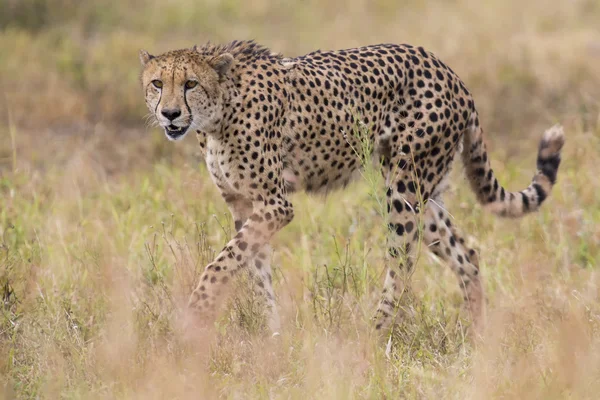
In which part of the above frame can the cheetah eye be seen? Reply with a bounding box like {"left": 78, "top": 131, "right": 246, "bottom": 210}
{"left": 185, "top": 80, "right": 198, "bottom": 89}
{"left": 151, "top": 80, "right": 163, "bottom": 89}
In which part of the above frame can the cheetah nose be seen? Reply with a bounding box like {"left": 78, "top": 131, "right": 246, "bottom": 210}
{"left": 161, "top": 108, "right": 181, "bottom": 121}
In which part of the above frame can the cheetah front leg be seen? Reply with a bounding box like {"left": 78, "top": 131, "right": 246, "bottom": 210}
{"left": 223, "top": 194, "right": 281, "bottom": 334}
{"left": 188, "top": 194, "right": 293, "bottom": 330}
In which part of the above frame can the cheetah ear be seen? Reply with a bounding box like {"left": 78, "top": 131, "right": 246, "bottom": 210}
{"left": 209, "top": 53, "right": 234, "bottom": 79}
{"left": 139, "top": 50, "right": 154, "bottom": 66}
{"left": 191, "top": 44, "right": 198, "bottom": 52}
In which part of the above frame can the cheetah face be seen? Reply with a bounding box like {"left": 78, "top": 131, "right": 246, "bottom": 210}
{"left": 139, "top": 48, "right": 234, "bottom": 141}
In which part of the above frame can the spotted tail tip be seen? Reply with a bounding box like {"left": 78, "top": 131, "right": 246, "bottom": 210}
{"left": 537, "top": 124, "right": 565, "bottom": 185}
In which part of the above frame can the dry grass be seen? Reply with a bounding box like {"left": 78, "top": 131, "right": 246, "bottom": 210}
{"left": 1, "top": 0, "right": 600, "bottom": 398}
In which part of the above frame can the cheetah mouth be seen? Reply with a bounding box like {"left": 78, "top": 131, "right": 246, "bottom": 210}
{"left": 164, "top": 124, "right": 189, "bottom": 141}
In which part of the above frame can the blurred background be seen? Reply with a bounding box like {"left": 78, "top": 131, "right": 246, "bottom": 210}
{"left": 1, "top": 1, "right": 600, "bottom": 398}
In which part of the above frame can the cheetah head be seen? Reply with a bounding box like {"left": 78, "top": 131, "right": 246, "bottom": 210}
{"left": 139, "top": 47, "right": 233, "bottom": 141}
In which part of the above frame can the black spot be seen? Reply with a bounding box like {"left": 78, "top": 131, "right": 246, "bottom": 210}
{"left": 532, "top": 183, "right": 547, "bottom": 204}
{"left": 393, "top": 199, "right": 403, "bottom": 213}
{"left": 397, "top": 181, "right": 406, "bottom": 193}
{"left": 395, "top": 223, "right": 405, "bottom": 236}
{"left": 521, "top": 192, "right": 530, "bottom": 210}
{"left": 537, "top": 153, "right": 561, "bottom": 184}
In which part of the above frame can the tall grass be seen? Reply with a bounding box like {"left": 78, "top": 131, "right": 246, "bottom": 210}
{"left": 1, "top": 0, "right": 600, "bottom": 398}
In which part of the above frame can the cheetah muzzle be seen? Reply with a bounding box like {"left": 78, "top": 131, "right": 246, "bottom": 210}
{"left": 165, "top": 124, "right": 190, "bottom": 141}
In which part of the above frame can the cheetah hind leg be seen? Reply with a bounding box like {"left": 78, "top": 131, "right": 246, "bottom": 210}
{"left": 423, "top": 199, "right": 486, "bottom": 336}
{"left": 374, "top": 172, "right": 424, "bottom": 335}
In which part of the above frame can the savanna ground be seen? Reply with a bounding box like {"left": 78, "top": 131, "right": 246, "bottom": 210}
{"left": 1, "top": 0, "right": 600, "bottom": 398}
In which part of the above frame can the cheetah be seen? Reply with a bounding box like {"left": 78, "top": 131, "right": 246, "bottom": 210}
{"left": 139, "top": 40, "right": 564, "bottom": 335}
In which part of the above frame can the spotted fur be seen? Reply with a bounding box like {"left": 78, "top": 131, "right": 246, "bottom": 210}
{"left": 140, "top": 40, "right": 564, "bottom": 335}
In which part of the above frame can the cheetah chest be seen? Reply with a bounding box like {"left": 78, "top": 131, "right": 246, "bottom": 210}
{"left": 204, "top": 136, "right": 239, "bottom": 195}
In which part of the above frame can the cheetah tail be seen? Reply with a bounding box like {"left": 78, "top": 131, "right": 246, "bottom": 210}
{"left": 461, "top": 112, "right": 565, "bottom": 218}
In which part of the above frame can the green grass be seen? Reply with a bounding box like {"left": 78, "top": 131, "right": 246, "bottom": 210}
{"left": 1, "top": 0, "right": 600, "bottom": 398}
{"left": 1, "top": 132, "right": 599, "bottom": 398}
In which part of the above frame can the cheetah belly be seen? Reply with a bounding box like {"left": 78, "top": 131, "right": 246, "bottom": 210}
{"left": 281, "top": 129, "right": 365, "bottom": 194}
